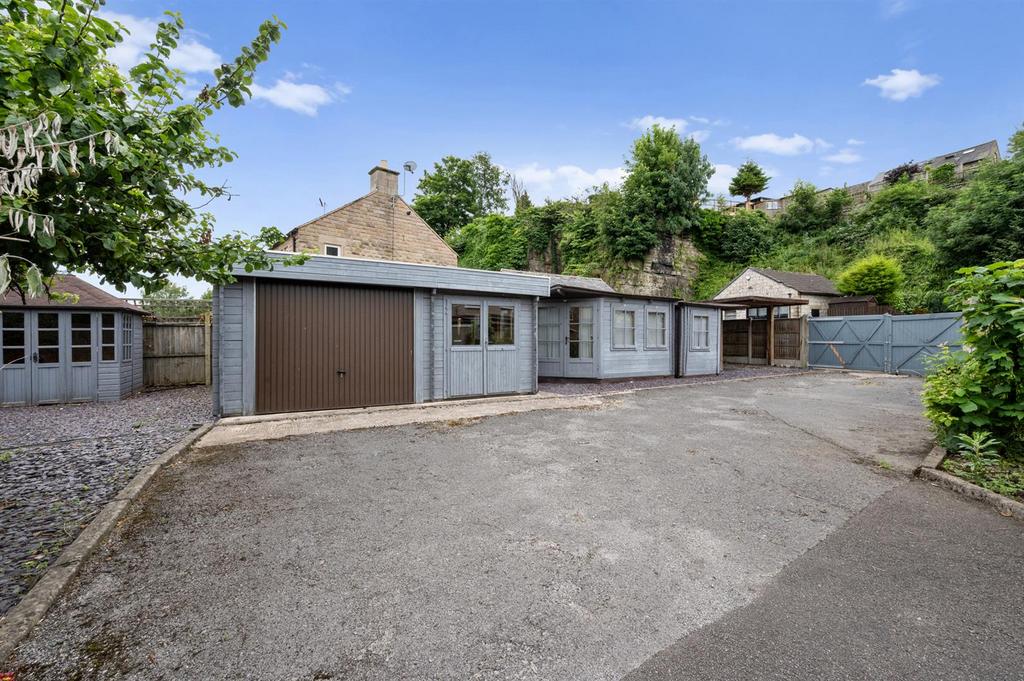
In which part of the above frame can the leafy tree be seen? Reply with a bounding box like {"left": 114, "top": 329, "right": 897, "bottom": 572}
{"left": 412, "top": 152, "right": 509, "bottom": 237}
{"left": 444, "top": 214, "right": 526, "bottom": 271}
{"left": 612, "top": 125, "right": 713, "bottom": 260}
{"left": 148, "top": 281, "right": 189, "bottom": 299}
{"left": 922, "top": 260, "right": 1024, "bottom": 458}
{"left": 928, "top": 151, "right": 1024, "bottom": 269}
{"left": 519, "top": 200, "right": 573, "bottom": 271}
{"left": 1009, "top": 124, "right": 1024, "bottom": 160}
{"left": 0, "top": 0, "right": 300, "bottom": 298}
{"left": 728, "top": 161, "right": 771, "bottom": 208}
{"left": 836, "top": 254, "right": 903, "bottom": 304}
{"left": 696, "top": 209, "right": 773, "bottom": 262}
{"left": 776, "top": 181, "right": 828, "bottom": 234}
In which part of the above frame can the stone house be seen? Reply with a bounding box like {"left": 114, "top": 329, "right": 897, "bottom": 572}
{"left": 714, "top": 267, "right": 839, "bottom": 319}
{"left": 275, "top": 161, "right": 457, "bottom": 267}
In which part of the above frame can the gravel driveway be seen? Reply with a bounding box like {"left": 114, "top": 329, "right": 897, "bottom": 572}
{"left": 6, "top": 372, "right": 955, "bottom": 679}
{"left": 0, "top": 387, "right": 212, "bottom": 615}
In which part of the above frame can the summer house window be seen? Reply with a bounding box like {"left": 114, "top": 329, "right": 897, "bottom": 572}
{"left": 101, "top": 313, "right": 116, "bottom": 361}
{"left": 646, "top": 310, "right": 667, "bottom": 349}
{"left": 1, "top": 311, "right": 26, "bottom": 366}
{"left": 122, "top": 314, "right": 133, "bottom": 361}
{"left": 71, "top": 313, "right": 92, "bottom": 363}
{"left": 692, "top": 315, "right": 710, "bottom": 350}
{"left": 612, "top": 309, "right": 636, "bottom": 349}
{"left": 538, "top": 307, "right": 561, "bottom": 360}
{"left": 487, "top": 306, "right": 515, "bottom": 346}
{"left": 451, "top": 304, "right": 481, "bottom": 346}
{"left": 569, "top": 306, "right": 594, "bottom": 359}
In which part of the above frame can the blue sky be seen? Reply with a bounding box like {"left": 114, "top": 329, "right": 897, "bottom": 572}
{"left": 90, "top": 0, "right": 1024, "bottom": 296}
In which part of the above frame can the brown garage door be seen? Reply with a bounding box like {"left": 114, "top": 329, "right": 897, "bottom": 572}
{"left": 255, "top": 281, "right": 413, "bottom": 414}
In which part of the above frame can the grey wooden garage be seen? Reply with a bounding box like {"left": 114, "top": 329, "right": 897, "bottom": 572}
{"left": 0, "top": 275, "right": 145, "bottom": 407}
{"left": 212, "top": 253, "right": 550, "bottom": 417}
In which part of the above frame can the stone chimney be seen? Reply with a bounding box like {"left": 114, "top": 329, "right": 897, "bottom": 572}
{"left": 369, "top": 160, "right": 399, "bottom": 195}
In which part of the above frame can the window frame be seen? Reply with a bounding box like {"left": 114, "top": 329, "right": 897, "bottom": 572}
{"left": 450, "top": 302, "right": 482, "bottom": 348}
{"left": 537, "top": 306, "right": 561, "bottom": 361}
{"left": 690, "top": 313, "right": 711, "bottom": 352}
{"left": 568, "top": 304, "right": 595, "bottom": 360}
{"left": 1, "top": 310, "right": 27, "bottom": 367}
{"left": 70, "top": 312, "right": 93, "bottom": 365}
{"left": 645, "top": 308, "right": 668, "bottom": 350}
{"left": 121, "top": 313, "right": 133, "bottom": 363}
{"left": 100, "top": 312, "right": 117, "bottom": 362}
{"left": 611, "top": 307, "right": 637, "bottom": 350}
{"left": 486, "top": 304, "right": 516, "bottom": 347}
{"left": 323, "top": 244, "right": 342, "bottom": 257}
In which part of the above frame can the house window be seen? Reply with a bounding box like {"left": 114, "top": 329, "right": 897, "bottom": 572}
{"left": 538, "top": 307, "right": 561, "bottom": 360}
{"left": 612, "top": 309, "right": 636, "bottom": 349}
{"left": 691, "top": 314, "right": 710, "bottom": 351}
{"left": 487, "top": 305, "right": 515, "bottom": 345}
{"left": 71, "top": 313, "right": 92, "bottom": 363}
{"left": 451, "top": 304, "right": 481, "bottom": 346}
{"left": 101, "top": 313, "right": 116, "bottom": 361}
{"left": 749, "top": 307, "right": 767, "bottom": 320}
{"left": 324, "top": 244, "right": 341, "bottom": 257}
{"left": 724, "top": 310, "right": 738, "bottom": 320}
{"left": 569, "top": 305, "right": 594, "bottom": 359}
{"left": 646, "top": 310, "right": 667, "bottom": 349}
{"left": 1, "top": 311, "right": 25, "bottom": 366}
{"left": 811, "top": 308, "right": 821, "bottom": 318}
{"left": 122, "top": 314, "right": 133, "bottom": 361}
{"left": 776, "top": 306, "right": 791, "bottom": 319}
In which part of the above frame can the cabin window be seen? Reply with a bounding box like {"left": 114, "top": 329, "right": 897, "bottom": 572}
{"left": 451, "top": 304, "right": 481, "bottom": 346}
{"left": 487, "top": 305, "right": 515, "bottom": 346}
{"left": 612, "top": 309, "right": 636, "bottom": 349}
{"left": 101, "top": 313, "right": 116, "bottom": 361}
{"left": 538, "top": 307, "right": 561, "bottom": 360}
{"left": 324, "top": 244, "right": 341, "bottom": 257}
{"left": 122, "top": 314, "right": 133, "bottom": 361}
{"left": 691, "top": 314, "right": 710, "bottom": 351}
{"left": 71, "top": 313, "right": 92, "bottom": 363}
{"left": 569, "top": 305, "right": 594, "bottom": 359}
{"left": 36, "top": 312, "right": 60, "bottom": 364}
{"left": 646, "top": 310, "right": 667, "bottom": 349}
{"left": 1, "top": 311, "right": 26, "bottom": 366}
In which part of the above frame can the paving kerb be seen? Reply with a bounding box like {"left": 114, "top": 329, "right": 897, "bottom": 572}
{"left": 915, "top": 445, "right": 1024, "bottom": 521}
{"left": 0, "top": 421, "right": 216, "bottom": 662}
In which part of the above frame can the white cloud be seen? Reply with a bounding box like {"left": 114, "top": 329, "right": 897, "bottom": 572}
{"left": 881, "top": 0, "right": 913, "bottom": 18}
{"left": 102, "top": 11, "right": 222, "bottom": 73}
{"left": 824, "top": 148, "right": 863, "bottom": 164}
{"left": 708, "top": 163, "right": 737, "bottom": 196}
{"left": 628, "top": 115, "right": 688, "bottom": 132}
{"left": 688, "top": 130, "right": 711, "bottom": 144}
{"left": 847, "top": 138, "right": 865, "bottom": 146}
{"left": 512, "top": 163, "right": 625, "bottom": 199}
{"left": 813, "top": 138, "right": 833, "bottom": 151}
{"left": 731, "top": 133, "right": 816, "bottom": 156}
{"left": 250, "top": 80, "right": 345, "bottom": 116}
{"left": 689, "top": 115, "right": 711, "bottom": 125}
{"left": 864, "top": 68, "right": 940, "bottom": 101}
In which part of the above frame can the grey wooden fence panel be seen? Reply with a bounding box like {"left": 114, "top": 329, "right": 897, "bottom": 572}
{"left": 143, "top": 319, "right": 210, "bottom": 387}
{"left": 808, "top": 313, "right": 962, "bottom": 376}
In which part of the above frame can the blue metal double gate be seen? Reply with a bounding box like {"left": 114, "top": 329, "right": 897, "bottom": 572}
{"left": 808, "top": 313, "right": 962, "bottom": 376}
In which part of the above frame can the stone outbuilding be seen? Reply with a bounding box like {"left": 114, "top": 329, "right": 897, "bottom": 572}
{"left": 275, "top": 161, "right": 458, "bottom": 267}
{"left": 714, "top": 267, "right": 839, "bottom": 319}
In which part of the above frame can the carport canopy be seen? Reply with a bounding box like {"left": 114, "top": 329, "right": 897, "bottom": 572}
{"left": 701, "top": 296, "right": 809, "bottom": 366}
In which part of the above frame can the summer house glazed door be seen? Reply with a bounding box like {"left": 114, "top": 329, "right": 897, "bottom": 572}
{"left": 0, "top": 310, "right": 30, "bottom": 406}
{"left": 31, "top": 311, "right": 65, "bottom": 404}
{"left": 565, "top": 302, "right": 596, "bottom": 378}
{"left": 447, "top": 300, "right": 484, "bottom": 397}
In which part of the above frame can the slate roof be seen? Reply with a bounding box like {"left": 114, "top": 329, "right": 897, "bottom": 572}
{"left": 0, "top": 274, "right": 143, "bottom": 312}
{"left": 922, "top": 140, "right": 1000, "bottom": 169}
{"left": 749, "top": 268, "right": 840, "bottom": 296}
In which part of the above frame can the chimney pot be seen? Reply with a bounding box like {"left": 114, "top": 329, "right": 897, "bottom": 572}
{"left": 369, "top": 160, "right": 399, "bottom": 195}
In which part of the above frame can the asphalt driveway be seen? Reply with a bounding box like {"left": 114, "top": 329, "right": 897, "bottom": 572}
{"left": 7, "top": 373, "right": 1021, "bottom": 679}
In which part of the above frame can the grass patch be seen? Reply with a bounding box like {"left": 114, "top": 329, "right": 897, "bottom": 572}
{"left": 941, "top": 455, "right": 1024, "bottom": 502}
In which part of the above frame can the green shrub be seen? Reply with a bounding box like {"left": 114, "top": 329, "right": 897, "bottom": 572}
{"left": 836, "top": 255, "right": 904, "bottom": 305}
{"left": 922, "top": 260, "right": 1024, "bottom": 458}
{"left": 445, "top": 215, "right": 527, "bottom": 271}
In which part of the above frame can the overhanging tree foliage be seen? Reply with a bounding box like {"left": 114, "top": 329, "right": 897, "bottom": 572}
{"left": 1, "top": 0, "right": 303, "bottom": 298}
